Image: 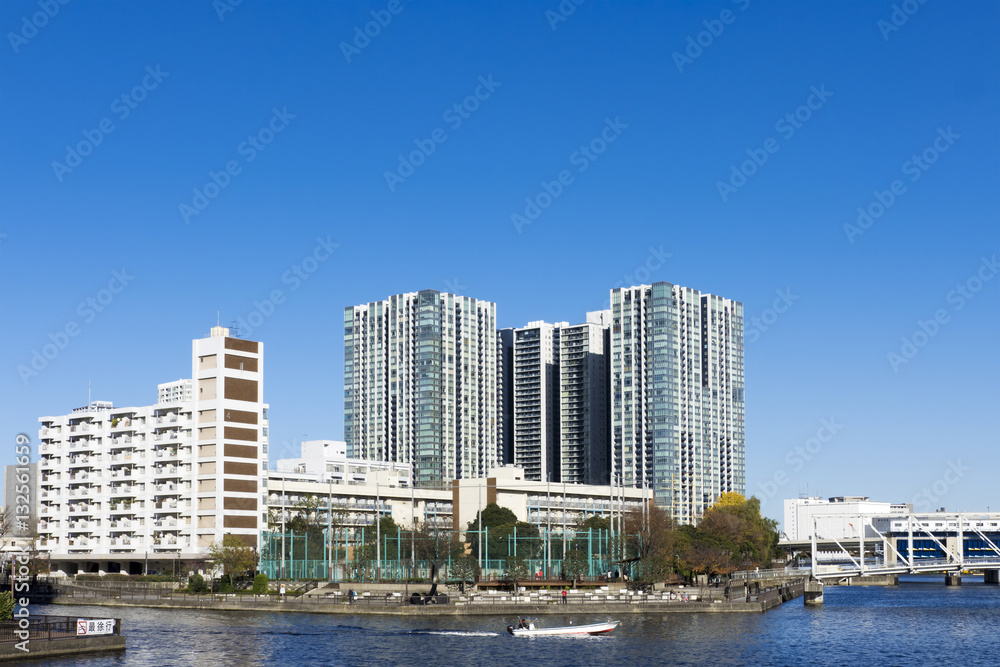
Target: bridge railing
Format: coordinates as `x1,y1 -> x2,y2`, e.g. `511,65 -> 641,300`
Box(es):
729,568 -> 801,582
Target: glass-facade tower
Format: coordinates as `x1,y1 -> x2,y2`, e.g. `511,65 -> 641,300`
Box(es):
610,282 -> 744,524
344,290 -> 500,487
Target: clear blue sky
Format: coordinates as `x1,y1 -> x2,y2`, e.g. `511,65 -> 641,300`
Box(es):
1,1 -> 997,525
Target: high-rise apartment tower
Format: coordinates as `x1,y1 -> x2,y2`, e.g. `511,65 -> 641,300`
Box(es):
610,283 -> 744,524
344,290 -> 500,487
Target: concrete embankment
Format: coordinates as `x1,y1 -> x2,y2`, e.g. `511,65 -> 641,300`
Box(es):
50,580 -> 805,616
0,635 -> 126,662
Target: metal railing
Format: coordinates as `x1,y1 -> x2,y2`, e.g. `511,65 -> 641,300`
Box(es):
0,615 -> 122,643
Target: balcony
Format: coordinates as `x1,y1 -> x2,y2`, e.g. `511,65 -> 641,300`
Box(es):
68,504 -> 98,515
153,482 -> 181,493
67,537 -> 97,549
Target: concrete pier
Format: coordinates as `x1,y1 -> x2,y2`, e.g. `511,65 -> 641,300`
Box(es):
803,579 -> 824,606
945,573 -> 962,586
983,570 -> 999,585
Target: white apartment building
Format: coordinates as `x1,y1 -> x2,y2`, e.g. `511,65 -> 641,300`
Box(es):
36,327 -> 268,575
275,440 -> 412,487
344,290 -> 501,487
610,282 -> 745,525
158,379 -> 192,404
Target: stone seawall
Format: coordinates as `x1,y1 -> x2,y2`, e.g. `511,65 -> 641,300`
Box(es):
51,589 -> 804,616
0,635 -> 126,662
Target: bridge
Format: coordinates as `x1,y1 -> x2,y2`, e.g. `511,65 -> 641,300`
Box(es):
797,512 -> 1000,584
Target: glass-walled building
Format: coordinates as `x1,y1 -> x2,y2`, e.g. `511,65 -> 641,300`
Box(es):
344,290 -> 501,486
610,282 -> 744,524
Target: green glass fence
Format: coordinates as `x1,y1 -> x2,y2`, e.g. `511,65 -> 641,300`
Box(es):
258,528 -> 634,582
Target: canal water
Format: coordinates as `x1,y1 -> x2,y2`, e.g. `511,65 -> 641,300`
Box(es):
26,576 -> 1000,666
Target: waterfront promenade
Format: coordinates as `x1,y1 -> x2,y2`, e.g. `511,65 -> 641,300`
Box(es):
48,576 -> 807,616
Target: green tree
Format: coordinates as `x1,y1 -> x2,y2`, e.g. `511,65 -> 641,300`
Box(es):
577,514 -> 611,532
466,503 -> 539,560
187,573 -> 209,594
0,591 -> 14,620
208,535 -> 258,581
677,494 -> 779,576
252,573 -> 268,594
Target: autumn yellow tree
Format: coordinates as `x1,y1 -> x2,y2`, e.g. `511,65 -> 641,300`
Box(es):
712,492 -> 746,513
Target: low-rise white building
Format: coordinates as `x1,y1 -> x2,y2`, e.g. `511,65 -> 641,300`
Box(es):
275,440 -> 412,487
783,496 -> 911,541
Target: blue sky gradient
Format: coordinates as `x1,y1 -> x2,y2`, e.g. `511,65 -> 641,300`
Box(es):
1,0 -> 997,524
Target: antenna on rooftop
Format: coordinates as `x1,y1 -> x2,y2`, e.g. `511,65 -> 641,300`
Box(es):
230,320 -> 241,338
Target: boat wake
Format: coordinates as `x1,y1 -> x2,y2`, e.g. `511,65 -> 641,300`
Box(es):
409,630 -> 500,637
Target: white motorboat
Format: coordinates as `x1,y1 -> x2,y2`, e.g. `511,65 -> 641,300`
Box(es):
506,618 -> 620,636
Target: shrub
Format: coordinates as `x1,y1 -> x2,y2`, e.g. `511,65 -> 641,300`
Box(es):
219,574 -> 235,594
252,573 -> 268,595
0,592 -> 14,621
188,574 -> 209,594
